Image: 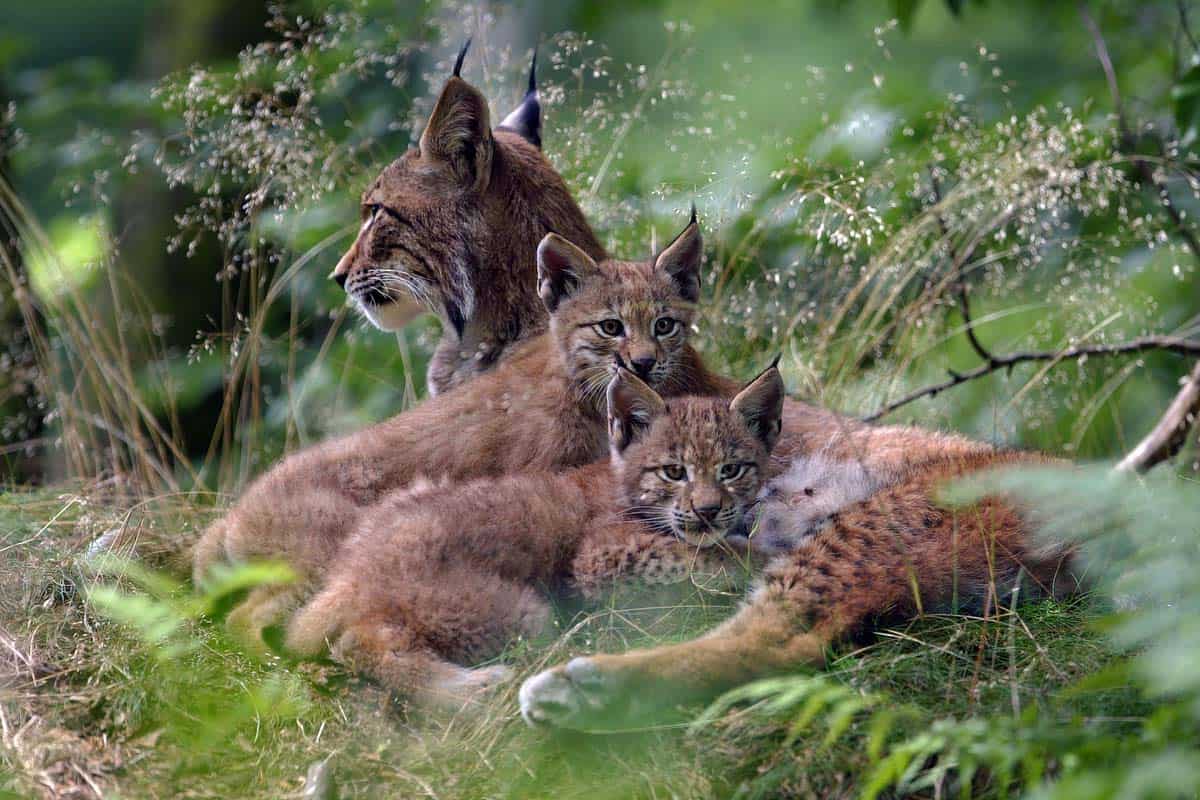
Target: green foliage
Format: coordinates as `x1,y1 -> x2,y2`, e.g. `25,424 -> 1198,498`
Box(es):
85,557 -> 308,750
689,465 -> 1200,799
1172,56 -> 1200,147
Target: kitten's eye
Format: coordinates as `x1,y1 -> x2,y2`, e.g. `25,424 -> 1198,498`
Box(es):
718,463 -> 747,482
363,203 -> 382,220
653,317 -> 678,337
659,464 -> 687,482
596,319 -> 625,337
804,487 -> 815,497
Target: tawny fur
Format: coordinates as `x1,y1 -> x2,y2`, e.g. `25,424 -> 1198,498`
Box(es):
331,72 -> 604,396
267,369 -> 784,709
193,229 -> 731,595
519,449 -> 1082,729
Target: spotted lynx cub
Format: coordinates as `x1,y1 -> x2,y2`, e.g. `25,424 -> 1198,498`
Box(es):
519,444 -> 1082,729
195,222 -> 734,638
273,364 -> 784,709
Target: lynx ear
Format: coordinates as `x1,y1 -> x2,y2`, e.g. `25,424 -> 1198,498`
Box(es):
536,233 -> 602,312
730,357 -> 784,451
653,206 -> 702,302
607,364 -> 668,454
420,64 -> 493,191
498,49 -> 541,148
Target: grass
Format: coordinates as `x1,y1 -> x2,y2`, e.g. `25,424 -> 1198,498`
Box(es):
0,488 -> 1133,799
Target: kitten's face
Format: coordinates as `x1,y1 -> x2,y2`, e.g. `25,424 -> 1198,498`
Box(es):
537,221 -> 702,406
607,364 -> 784,548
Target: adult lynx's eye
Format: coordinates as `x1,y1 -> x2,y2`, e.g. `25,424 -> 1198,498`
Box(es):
653,317 -> 678,337
718,463 -> 747,482
596,319 -> 625,337
659,464 -> 687,482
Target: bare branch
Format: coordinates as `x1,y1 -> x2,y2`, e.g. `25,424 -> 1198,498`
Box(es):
1136,161 -> 1200,263
863,336 -> 1200,422
1115,360 -> 1200,473
928,169 -> 1000,365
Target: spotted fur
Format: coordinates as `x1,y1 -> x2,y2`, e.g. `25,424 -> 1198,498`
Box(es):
193,226 -> 733,617
519,448 -> 1084,730
265,366 -> 781,709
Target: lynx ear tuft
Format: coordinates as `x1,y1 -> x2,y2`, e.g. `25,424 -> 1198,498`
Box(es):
453,38 -> 472,77
730,361 -> 785,451
420,72 -> 493,191
498,48 -> 542,148
536,233 -> 602,312
607,365 -> 667,454
654,210 -> 702,302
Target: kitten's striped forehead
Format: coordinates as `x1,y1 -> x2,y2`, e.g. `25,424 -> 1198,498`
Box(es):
595,259 -> 695,306
643,400 -> 762,464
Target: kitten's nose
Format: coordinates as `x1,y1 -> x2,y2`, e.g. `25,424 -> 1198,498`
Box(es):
332,271 -> 349,289
694,503 -> 722,522
631,356 -> 656,379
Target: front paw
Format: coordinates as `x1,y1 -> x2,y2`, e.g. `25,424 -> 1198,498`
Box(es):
518,657 -> 628,730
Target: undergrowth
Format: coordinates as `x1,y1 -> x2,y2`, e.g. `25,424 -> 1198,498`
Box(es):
0,479 -> 1156,799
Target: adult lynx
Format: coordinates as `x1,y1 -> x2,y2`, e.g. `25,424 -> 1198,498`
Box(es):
331,45 -> 603,395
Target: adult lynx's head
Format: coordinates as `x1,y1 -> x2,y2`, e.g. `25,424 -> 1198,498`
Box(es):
536,215 -> 704,406
606,362 -> 784,548
332,43 -> 603,394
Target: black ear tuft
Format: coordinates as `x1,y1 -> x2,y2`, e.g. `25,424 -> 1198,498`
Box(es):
453,38 -> 471,78
689,202 -> 697,225
498,48 -> 542,148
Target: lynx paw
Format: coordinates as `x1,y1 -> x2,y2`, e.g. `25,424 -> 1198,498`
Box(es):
425,664 -> 514,710
519,657 -> 626,729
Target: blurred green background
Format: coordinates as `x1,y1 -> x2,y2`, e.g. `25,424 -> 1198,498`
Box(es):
1,0 -> 1196,491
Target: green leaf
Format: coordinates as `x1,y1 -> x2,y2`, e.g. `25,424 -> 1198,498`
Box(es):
196,560 -> 297,617
890,0 -> 922,30
1173,57 -> 1200,148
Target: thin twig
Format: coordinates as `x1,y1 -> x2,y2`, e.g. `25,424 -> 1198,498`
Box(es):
1115,359 -> 1200,473
929,169 -> 999,365
863,335 -> 1200,422
1180,0 -> 1200,55
1078,0 -> 1200,469
1078,2 -> 1130,143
